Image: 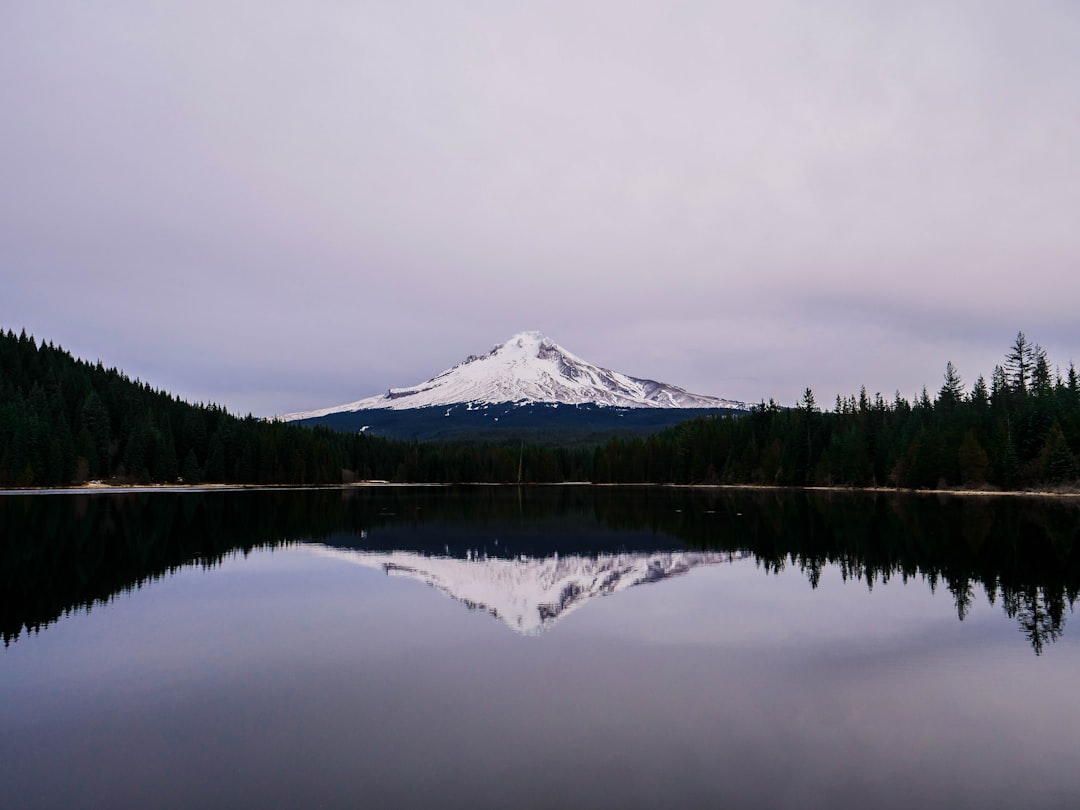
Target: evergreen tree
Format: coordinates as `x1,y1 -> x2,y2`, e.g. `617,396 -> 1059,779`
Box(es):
1032,345 -> 1052,397
990,365 -> 1009,406
1041,423 -> 1078,483
1006,331 -> 1034,394
971,375 -> 990,410
203,431 -> 226,482
181,449 -> 201,483
939,362 -> 964,409
957,430 -> 990,485
80,391 -> 111,476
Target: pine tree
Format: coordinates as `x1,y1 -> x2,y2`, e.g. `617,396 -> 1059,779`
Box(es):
1032,345 -> 1052,397
181,449 -> 201,483
80,391 -> 111,477
971,375 -> 989,410
939,362 -> 964,409
990,365 -> 1009,405
1005,331 -> 1034,394
957,430 -> 990,485
1041,423 -> 1078,483
203,431 -> 226,482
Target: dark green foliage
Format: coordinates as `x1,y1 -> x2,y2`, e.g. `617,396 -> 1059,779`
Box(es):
938,361 -> 964,409
1042,424 -> 1079,483
0,328 -> 593,486
957,430 -> 990,485
301,403 -> 738,444
591,336 -> 1080,490
1,327 -> 1077,490
1006,331 -> 1034,394
971,375 -> 990,410
181,449 -> 201,483
0,330 -> 355,486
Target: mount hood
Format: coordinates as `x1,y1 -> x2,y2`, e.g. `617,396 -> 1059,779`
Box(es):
283,330 -> 745,420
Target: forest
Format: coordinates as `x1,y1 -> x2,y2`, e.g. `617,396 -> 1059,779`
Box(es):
594,332 -> 1080,490
0,328 -> 584,487
1,328 -> 1077,490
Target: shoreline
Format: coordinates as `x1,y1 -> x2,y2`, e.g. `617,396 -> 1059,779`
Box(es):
1,481 -> 1079,499
669,482 -> 1080,499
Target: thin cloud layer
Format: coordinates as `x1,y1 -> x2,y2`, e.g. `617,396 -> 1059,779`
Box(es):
2,1 -> 1078,415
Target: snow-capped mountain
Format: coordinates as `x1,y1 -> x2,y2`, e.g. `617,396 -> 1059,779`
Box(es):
306,546 -> 747,635
282,331 -> 745,420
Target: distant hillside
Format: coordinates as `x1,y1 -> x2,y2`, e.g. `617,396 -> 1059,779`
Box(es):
299,402 -> 742,444
0,328 -> 357,487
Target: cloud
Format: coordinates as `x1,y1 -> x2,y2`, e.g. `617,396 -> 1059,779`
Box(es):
2,1 -> 1078,414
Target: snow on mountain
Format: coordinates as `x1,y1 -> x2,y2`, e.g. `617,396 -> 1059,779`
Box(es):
306,545 -> 748,635
282,330 -> 746,420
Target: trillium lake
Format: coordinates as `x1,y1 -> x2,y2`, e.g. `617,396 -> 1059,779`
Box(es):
3,486 -> 1080,809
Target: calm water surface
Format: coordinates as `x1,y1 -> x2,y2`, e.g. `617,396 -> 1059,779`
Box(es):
2,487 -> 1079,809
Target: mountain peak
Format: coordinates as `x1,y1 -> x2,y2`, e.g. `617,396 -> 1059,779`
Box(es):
465,330 -> 553,364
506,330 -> 548,345
282,331 -> 747,419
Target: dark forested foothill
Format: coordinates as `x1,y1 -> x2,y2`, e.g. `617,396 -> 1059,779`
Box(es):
0,329 -> 346,486
1,328 -> 1078,490
0,329 -> 590,486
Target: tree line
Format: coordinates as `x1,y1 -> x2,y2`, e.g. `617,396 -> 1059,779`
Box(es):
1,328 -> 351,486
592,331 -> 1080,490
5,486 -> 1078,653
1,328 -> 1077,490
0,328 -> 589,487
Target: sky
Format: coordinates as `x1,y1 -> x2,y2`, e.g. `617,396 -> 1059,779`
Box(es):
3,1 -> 1079,417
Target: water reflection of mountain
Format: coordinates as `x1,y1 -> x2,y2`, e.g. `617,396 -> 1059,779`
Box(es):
309,546 -> 747,634
2,486 -> 1079,652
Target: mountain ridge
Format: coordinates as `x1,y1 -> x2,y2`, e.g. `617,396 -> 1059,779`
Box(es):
282,331 -> 746,421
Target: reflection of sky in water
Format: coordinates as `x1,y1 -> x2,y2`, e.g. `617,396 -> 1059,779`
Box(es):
3,547 -> 1079,809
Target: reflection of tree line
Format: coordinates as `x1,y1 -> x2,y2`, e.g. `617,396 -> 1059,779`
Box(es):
595,488 -> 1080,655
0,487 -> 603,644
3,488 -> 1078,653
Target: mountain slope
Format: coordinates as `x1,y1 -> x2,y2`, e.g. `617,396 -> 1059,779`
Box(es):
283,331 -> 746,421
0,328 -> 352,486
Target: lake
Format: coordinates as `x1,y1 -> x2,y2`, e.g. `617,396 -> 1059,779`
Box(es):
2,486 -> 1079,809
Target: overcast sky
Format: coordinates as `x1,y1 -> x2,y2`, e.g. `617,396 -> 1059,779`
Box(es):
3,1 -> 1079,416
